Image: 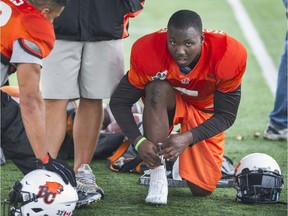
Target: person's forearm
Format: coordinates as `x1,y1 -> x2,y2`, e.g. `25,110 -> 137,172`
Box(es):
190,86 -> 241,145
17,63 -> 48,161
20,91 -> 48,160
110,74 -> 144,144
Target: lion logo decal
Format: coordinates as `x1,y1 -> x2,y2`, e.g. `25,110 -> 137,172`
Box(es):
38,181 -> 64,204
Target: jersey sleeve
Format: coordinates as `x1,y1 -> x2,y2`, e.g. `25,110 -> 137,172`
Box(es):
216,35 -> 247,93
128,31 -> 168,89
128,62 -> 149,89
128,34 -> 154,89
21,14 -> 55,58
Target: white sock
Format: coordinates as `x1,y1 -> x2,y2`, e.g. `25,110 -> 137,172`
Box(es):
172,157 -> 182,180
145,165 -> 168,205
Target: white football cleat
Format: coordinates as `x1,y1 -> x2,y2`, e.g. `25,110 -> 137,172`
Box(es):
145,165 -> 168,205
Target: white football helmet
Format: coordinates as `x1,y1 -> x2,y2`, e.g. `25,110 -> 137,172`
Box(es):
234,153 -> 284,204
4,169 -> 78,216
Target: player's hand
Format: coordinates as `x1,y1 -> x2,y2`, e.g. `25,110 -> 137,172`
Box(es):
36,154 -> 76,187
138,139 -> 162,169
158,132 -> 193,161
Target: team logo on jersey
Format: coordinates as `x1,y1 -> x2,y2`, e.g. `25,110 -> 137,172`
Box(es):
152,70 -> 167,81
181,78 -> 190,84
38,181 -> 64,204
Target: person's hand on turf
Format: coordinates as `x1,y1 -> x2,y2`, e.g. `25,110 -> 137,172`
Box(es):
36,153 -> 76,187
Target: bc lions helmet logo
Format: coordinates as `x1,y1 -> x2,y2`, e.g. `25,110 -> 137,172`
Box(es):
38,181 -> 64,204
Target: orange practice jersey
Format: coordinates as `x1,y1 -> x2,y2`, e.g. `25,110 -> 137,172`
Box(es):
1,0 -> 55,59
128,29 -> 247,111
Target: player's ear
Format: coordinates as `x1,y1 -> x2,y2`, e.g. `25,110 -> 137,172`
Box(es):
39,7 -> 50,16
200,33 -> 204,45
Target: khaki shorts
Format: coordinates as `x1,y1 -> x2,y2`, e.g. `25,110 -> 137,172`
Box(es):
41,39 -> 124,99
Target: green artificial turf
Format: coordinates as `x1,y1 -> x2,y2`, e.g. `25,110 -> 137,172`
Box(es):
1,0 -> 287,215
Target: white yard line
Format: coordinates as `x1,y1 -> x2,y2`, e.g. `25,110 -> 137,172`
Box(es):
227,0 -> 277,96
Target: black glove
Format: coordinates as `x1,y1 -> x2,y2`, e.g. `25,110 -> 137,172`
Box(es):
36,154 -> 76,187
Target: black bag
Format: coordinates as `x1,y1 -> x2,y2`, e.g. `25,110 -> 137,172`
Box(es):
1,91 -> 36,174
107,140 -> 148,174
1,94 -> 77,174
94,133 -> 125,159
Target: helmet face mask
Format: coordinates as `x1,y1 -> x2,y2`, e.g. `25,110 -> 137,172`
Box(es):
235,169 -> 283,203
234,153 -> 284,204
3,169 -> 78,216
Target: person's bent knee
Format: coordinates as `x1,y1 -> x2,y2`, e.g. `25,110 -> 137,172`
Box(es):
144,80 -> 175,106
186,181 -> 212,197
145,80 -> 173,94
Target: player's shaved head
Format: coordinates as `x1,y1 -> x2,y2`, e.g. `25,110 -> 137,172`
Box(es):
28,0 -> 69,12
167,10 -> 202,33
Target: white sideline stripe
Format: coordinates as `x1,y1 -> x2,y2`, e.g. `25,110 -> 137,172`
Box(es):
227,0 -> 277,96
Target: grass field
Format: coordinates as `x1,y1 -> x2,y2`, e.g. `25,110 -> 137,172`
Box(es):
1,0 -> 287,215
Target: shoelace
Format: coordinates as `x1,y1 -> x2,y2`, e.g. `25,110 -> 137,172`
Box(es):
76,172 -> 96,185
